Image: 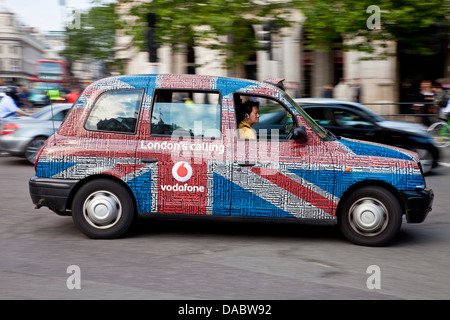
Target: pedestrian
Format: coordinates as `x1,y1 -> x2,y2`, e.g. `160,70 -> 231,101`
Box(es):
0,86 -> 30,119
412,80 -> 435,126
66,87 -> 82,103
351,78 -> 362,103
437,78 -> 450,117
333,78 -> 351,101
322,84 -> 333,98
47,88 -> 65,103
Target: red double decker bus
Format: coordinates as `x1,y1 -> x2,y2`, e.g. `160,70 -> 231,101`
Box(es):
31,60 -> 68,84
28,60 -> 70,106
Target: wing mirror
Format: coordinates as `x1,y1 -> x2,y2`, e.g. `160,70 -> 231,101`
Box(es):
293,126 -> 308,143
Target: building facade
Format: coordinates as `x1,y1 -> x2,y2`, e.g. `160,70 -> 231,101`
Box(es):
115,0 -> 448,110
0,2 -> 45,86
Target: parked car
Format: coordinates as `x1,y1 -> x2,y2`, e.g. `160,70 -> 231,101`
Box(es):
0,103 -> 71,164
29,75 -> 433,246
293,98 -> 439,175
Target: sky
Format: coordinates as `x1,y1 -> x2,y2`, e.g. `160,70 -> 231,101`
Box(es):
3,0 -> 103,32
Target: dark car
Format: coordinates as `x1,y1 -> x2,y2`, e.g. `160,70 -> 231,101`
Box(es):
293,98 -> 439,174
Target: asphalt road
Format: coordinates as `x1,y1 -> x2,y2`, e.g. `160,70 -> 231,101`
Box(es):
1,151 -> 449,301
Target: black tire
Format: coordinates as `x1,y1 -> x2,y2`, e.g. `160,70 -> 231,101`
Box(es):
338,186 -> 402,246
72,179 -> 135,239
25,136 -> 47,164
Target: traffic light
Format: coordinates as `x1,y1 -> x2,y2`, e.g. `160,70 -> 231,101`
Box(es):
147,12 -> 158,63
258,22 -> 272,52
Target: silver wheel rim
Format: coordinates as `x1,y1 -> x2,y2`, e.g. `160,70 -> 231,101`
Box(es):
83,191 -> 122,229
349,197 -> 388,236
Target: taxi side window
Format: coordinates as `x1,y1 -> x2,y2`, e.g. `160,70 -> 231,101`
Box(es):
151,90 -> 221,139
239,95 -> 294,140
85,89 -> 143,133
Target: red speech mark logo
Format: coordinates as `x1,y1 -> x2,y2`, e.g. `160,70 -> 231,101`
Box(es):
172,162 -> 193,182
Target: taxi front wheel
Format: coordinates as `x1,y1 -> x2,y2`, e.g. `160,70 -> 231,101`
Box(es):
72,179 -> 135,239
338,186 -> 402,246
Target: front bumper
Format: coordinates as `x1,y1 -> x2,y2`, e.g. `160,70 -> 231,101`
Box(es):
400,188 -> 434,223
29,176 -> 79,215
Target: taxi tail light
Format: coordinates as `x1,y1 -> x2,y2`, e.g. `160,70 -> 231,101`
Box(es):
34,146 -> 44,172
1,123 -> 20,135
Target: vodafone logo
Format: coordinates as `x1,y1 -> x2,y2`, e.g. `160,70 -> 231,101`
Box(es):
162,162 -> 204,192
172,162 -> 192,182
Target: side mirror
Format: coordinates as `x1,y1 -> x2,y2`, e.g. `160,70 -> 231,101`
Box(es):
293,126 -> 308,143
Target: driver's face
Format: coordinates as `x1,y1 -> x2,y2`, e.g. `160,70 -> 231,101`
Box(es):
248,106 -> 260,126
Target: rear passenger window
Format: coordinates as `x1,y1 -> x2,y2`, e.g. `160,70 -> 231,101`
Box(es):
151,90 -> 221,139
85,89 -> 143,133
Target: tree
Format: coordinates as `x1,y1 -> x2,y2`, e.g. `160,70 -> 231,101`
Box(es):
61,1 -> 122,75
124,0 -> 293,70
292,0 -> 449,59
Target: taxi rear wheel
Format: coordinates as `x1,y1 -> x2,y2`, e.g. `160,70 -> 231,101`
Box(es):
338,186 -> 402,246
72,179 -> 135,239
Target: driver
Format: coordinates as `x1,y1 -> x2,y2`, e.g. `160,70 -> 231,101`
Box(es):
238,100 -> 260,140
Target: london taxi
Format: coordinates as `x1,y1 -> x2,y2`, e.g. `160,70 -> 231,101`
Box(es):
29,74 -> 433,246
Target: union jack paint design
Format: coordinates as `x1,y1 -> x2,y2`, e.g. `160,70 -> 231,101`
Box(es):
35,74 -> 425,222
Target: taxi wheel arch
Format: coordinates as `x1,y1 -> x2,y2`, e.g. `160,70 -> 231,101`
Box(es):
71,177 -> 136,239
337,184 -> 403,246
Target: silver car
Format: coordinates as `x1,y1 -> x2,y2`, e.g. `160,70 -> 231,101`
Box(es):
0,104 -> 71,164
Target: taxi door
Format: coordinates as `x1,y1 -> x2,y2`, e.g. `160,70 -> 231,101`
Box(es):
228,94 -> 338,221
134,87 -> 229,216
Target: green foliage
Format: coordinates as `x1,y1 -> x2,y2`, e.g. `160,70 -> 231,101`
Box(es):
124,0 -> 293,69
61,1 -> 121,73
293,0 -> 448,57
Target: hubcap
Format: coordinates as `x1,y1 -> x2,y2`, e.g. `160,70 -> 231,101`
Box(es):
83,191 -> 121,229
349,198 -> 387,235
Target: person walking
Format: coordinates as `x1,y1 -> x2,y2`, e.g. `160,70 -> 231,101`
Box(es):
333,78 -> 351,101
0,86 -> 30,119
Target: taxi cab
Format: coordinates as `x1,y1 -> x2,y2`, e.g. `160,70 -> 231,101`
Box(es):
29,74 -> 433,246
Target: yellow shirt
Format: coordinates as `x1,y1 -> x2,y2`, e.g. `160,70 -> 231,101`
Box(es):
238,121 -> 256,139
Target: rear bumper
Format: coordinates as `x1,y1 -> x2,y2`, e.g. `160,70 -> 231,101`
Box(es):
29,176 -> 79,215
400,188 -> 434,223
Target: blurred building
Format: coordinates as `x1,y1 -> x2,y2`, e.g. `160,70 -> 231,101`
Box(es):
114,0 -> 448,108
39,31 -> 66,61
0,1 -> 45,86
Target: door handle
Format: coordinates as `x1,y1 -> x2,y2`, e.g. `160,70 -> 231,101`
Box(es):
237,161 -> 256,167
142,158 -> 158,163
